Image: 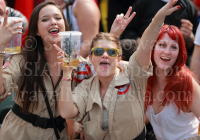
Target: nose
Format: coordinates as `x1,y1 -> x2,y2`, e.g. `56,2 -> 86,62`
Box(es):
163,46 -> 170,54
51,18 -> 57,25
102,51 -> 108,58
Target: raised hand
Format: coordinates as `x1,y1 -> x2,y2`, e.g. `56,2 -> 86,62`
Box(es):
110,7 -> 136,38
0,10 -> 23,51
151,0 -> 180,28
180,19 -> 193,38
53,44 -> 73,76
157,0 -> 180,17
180,19 -> 194,48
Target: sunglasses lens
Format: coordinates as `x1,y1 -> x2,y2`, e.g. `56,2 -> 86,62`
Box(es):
108,49 -> 118,57
93,48 -> 104,56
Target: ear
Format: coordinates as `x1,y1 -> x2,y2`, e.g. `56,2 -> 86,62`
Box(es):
89,55 -> 92,62
118,57 -> 121,62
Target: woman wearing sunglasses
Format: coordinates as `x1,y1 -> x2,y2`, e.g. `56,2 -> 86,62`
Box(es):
57,31 -> 152,140
57,0 -> 181,140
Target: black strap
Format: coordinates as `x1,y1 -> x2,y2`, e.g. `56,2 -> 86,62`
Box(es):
40,83 -> 61,140
133,128 -> 145,140
12,103 -> 65,131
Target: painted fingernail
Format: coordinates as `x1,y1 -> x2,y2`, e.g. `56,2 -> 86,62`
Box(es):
178,6 -> 181,9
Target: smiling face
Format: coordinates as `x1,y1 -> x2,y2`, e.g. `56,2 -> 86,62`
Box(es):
37,5 -> 65,45
89,39 -> 121,77
154,33 -> 179,71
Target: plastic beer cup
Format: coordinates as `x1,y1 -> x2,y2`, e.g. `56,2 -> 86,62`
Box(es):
59,31 -> 82,67
1,17 -> 23,54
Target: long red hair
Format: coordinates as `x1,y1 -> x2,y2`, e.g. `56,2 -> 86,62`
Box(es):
145,25 -> 196,113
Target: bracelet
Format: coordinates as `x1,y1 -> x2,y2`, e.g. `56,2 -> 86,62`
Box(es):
62,77 -> 72,81
149,26 -> 159,33
152,18 -> 164,28
0,51 -> 5,57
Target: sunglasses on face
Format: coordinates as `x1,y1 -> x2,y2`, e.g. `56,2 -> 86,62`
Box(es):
91,47 -> 120,57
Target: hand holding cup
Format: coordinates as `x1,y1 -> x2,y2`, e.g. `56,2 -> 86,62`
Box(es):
0,10 -> 23,52
54,44 -> 73,76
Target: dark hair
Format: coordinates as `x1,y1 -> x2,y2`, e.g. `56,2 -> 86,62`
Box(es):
17,1 -> 69,113
120,39 -> 138,61
90,32 -> 122,57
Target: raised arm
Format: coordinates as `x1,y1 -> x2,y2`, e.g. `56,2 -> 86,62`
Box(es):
135,0 -> 180,71
190,44 -> 200,81
190,23 -> 200,81
54,44 -> 79,119
0,11 -> 23,96
74,0 -> 100,59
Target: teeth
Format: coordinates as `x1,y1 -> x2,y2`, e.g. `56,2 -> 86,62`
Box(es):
49,28 -> 59,32
100,62 -> 109,64
161,57 -> 170,60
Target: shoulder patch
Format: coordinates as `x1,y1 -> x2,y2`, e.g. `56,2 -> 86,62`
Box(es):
74,62 -> 91,83
115,83 -> 130,95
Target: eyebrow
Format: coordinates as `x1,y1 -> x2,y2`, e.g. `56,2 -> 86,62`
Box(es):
171,44 -> 178,47
40,14 -> 61,19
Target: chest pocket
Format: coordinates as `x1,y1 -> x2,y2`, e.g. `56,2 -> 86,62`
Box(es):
83,103 -> 107,140
113,87 -> 144,139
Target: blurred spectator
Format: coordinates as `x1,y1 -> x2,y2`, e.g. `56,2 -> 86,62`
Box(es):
49,0 -> 100,58
0,0 -> 25,120
98,0 -> 137,33
121,0 -> 199,66
0,0 -> 28,33
34,0 -> 45,7
6,7 -> 28,33
190,23 -> 200,81
120,39 -> 138,61
192,0 -> 200,22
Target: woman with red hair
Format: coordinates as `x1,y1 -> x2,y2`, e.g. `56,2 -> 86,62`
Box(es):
145,15 -> 200,140
57,0 -> 188,139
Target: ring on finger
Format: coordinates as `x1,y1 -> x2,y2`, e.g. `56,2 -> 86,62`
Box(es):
123,17 -> 128,20
57,56 -> 63,59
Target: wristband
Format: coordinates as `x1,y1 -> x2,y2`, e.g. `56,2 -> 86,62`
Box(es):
62,77 -> 72,81
152,18 -> 164,28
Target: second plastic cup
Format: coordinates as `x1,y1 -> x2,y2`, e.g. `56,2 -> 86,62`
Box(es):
59,31 -> 82,67
1,17 -> 23,54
